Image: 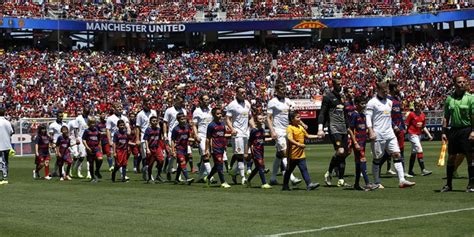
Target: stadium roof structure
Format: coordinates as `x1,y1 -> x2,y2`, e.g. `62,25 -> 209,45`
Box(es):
0,9 -> 473,33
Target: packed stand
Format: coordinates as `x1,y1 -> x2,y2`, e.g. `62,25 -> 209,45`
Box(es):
223,2 -> 312,20
1,1 -> 471,22
0,39 -> 471,120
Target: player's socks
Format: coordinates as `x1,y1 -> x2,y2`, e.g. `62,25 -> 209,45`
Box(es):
121,166 -> 127,180
45,165 -> 50,177
409,153 -> 416,174
96,159 -> 103,172
216,163 -> 226,183
355,162 -> 361,186
258,167 -> 267,185
247,160 -> 253,171
66,164 -> 71,177
107,157 -> 113,168
111,166 -> 120,182
229,155 -> 237,171
163,156 -> 169,172
237,161 -> 245,178
148,163 -> 154,181
157,162 -> 163,177
203,161 -> 211,175
182,168 -> 189,180
394,161 -> 406,182
224,161 -> 229,172
328,155 -> 338,174
89,161 -> 95,180
416,153 -> 425,171
188,158 -> 193,171
372,161 -> 381,184
361,162 -> 369,185
338,156 -> 346,179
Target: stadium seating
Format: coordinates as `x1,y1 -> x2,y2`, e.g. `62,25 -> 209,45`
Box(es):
0,40 -> 471,119
0,1 -> 471,22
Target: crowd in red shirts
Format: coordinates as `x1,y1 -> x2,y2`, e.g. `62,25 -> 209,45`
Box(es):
1,1 -> 471,22
0,39 -> 471,120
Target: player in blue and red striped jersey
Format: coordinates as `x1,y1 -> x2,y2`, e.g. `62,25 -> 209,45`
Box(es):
204,108 -> 231,188
34,125 -> 52,180
382,81 -> 407,176
128,111 -> 141,174
98,112 -> 113,171
144,116 -> 165,183
82,117 -> 104,183
55,126 -> 73,181
246,114 -> 272,189
112,120 -> 130,182
171,113 -> 194,185
348,96 -> 376,191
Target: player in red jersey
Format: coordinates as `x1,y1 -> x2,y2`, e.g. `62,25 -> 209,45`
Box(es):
171,113 -> 194,185
406,99 -> 433,176
112,120 -> 130,182
33,125 -> 52,180
55,126 -> 73,181
82,117 -> 104,183
144,116 -> 165,183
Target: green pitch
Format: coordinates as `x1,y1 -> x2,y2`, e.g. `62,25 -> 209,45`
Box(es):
0,141 -> 472,236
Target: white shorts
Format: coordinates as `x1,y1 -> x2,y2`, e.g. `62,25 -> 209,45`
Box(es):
231,137 -> 248,155
223,151 -> 228,161
69,145 -> 79,158
76,139 -> 87,158
275,134 -> 287,152
371,137 -> 400,160
198,137 -> 206,156
408,134 -> 423,153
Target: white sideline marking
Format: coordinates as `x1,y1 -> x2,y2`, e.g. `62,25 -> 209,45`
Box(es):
268,207 -> 474,236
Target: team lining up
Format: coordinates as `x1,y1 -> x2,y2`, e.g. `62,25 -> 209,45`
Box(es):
33,81 -> 434,191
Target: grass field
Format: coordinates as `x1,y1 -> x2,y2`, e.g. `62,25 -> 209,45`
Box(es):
0,141 -> 472,237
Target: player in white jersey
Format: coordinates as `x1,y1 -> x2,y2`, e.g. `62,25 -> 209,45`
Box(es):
267,83 -> 302,186
136,98 -> 157,176
106,104 -> 130,177
366,81 -> 415,189
73,108 -> 91,178
192,94 -> 214,181
48,110 -> 67,177
163,96 -> 187,180
226,86 -> 255,185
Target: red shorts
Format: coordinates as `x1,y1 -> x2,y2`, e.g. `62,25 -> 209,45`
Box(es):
147,148 -> 164,163
395,130 -> 405,150
176,153 -> 187,168
35,155 -> 50,164
212,153 -> 224,164
159,140 -> 167,150
129,145 -> 139,157
101,143 -> 111,156
353,145 -> 366,162
115,149 -> 129,166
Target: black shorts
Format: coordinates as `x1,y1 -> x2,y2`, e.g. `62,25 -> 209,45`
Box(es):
329,133 -> 349,150
447,127 -> 473,155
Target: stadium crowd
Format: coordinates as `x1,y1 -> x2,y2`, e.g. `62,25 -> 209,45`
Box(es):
0,1 -> 471,22
0,39 -> 471,120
